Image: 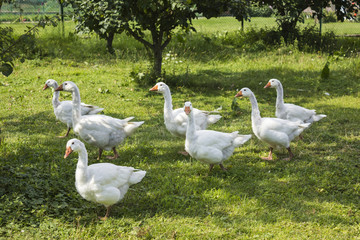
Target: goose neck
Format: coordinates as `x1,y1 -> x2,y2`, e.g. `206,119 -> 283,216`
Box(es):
275,83 -> 285,109
71,87 -> 82,126
186,110 -> 196,139
75,149 -> 88,184
249,93 -> 262,123
52,89 -> 61,108
162,88 -> 174,120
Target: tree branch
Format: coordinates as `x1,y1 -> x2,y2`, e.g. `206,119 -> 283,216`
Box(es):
161,34 -> 172,51
126,27 -> 153,49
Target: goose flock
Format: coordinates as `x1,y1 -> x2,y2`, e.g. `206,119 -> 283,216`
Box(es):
43,78 -> 326,220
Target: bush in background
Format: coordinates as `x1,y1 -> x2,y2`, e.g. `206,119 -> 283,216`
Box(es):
322,11 -> 338,23
249,5 -> 273,17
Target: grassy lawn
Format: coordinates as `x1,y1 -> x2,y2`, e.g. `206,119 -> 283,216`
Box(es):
193,16 -> 360,35
1,20 -> 360,239
3,16 -> 360,36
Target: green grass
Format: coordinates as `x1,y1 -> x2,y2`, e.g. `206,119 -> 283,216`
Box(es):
193,16 -> 360,36
1,20 -> 360,239
2,16 -> 360,36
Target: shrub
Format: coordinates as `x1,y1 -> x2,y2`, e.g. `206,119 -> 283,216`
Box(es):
298,25 -> 337,52
322,11 -> 338,23
249,6 -> 273,17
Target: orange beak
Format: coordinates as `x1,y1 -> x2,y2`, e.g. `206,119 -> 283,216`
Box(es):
64,146 -> 73,159
264,82 -> 271,88
235,91 -> 243,98
149,85 -> 158,91
55,84 -> 63,91
43,84 -> 49,90
184,106 -> 191,115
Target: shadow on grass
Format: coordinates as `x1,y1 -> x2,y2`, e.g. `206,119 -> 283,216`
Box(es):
1,66 -> 359,229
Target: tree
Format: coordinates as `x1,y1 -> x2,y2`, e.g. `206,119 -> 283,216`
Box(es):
0,0 -> 13,10
120,0 -> 197,78
228,0 -> 252,30
68,0 -> 125,54
252,0 -> 329,43
69,0 -> 235,78
251,0 -> 359,42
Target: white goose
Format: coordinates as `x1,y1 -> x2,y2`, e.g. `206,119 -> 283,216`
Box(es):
55,81 -> 144,159
149,82 -> 222,138
43,79 -> 104,138
264,79 -> 326,125
64,138 -> 146,220
184,101 -> 251,171
235,88 -> 310,160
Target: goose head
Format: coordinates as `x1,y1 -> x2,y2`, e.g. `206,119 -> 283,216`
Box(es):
55,81 -> 77,92
149,82 -> 168,93
235,87 -> 252,98
43,79 -> 58,90
64,138 -> 85,158
184,101 -> 192,115
264,79 -> 280,89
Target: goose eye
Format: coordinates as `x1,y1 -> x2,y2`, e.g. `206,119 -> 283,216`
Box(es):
72,142 -> 74,145
65,83 -> 67,85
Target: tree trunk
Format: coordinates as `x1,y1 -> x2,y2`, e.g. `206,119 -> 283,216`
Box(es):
58,0 -> 65,37
106,31 -> 115,55
280,20 -> 298,44
152,44 -> 162,78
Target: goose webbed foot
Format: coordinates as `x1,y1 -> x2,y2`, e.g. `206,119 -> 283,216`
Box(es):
219,164 -> 228,171
106,147 -> 119,159
178,150 -> 189,156
261,147 -> 274,161
99,206 -> 111,221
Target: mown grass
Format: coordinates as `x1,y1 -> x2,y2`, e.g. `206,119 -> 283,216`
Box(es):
183,16 -> 360,36
0,20 -> 360,239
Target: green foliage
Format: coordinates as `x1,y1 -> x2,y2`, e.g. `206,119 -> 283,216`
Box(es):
0,26 -> 35,77
68,0 -> 125,54
121,0 -> 199,78
249,4 -> 273,17
323,10 -> 338,23
253,0 -> 329,43
332,0 -> 359,21
297,25 -> 337,52
0,15 -> 58,77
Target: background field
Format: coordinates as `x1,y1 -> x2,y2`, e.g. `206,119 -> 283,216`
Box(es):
1,18 -> 360,239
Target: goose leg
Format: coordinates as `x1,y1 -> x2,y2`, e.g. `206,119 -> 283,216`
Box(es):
97,149 -> 103,160
209,164 -> 214,172
106,147 -> 119,159
261,147 -> 273,160
57,127 -> 71,138
99,206 -> 111,221
219,164 -> 228,171
284,147 -> 294,161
